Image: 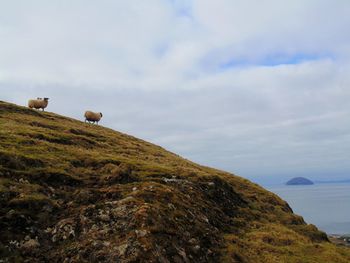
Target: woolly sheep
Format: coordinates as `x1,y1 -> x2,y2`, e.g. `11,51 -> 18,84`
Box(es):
84,111 -> 103,124
28,98 -> 49,111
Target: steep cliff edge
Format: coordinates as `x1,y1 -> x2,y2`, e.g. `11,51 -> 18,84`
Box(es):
0,101 -> 349,262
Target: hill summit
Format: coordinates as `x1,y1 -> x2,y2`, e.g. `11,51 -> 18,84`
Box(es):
0,101 -> 349,262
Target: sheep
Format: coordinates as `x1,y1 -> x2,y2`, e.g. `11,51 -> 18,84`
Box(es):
28,98 -> 49,111
84,111 -> 103,124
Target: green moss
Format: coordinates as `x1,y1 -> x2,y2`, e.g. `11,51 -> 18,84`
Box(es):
0,178 -> 11,192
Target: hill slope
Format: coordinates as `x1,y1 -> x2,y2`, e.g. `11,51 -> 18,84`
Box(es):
0,101 -> 349,262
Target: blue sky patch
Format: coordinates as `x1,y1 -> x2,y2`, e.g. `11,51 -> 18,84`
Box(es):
218,53 -> 335,70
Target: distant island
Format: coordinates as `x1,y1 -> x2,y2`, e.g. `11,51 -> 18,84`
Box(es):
286,177 -> 314,185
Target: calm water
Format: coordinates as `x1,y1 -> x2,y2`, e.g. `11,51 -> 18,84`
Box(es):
267,183 -> 350,235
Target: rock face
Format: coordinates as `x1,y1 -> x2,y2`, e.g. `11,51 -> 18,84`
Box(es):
286,177 -> 314,185
0,101 -> 350,263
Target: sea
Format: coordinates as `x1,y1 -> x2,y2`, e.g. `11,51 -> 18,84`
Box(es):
267,183 -> 350,235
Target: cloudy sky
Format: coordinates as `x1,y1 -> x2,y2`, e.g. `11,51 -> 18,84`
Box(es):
1,0 -> 350,184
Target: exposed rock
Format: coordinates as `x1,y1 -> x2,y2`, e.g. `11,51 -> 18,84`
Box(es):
21,239 -> 40,250
98,214 -> 110,222
117,244 -> 128,256
135,229 -> 149,238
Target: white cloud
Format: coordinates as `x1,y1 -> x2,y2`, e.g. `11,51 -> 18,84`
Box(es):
1,0 -> 350,183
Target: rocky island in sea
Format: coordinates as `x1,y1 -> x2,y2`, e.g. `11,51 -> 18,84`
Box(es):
286,177 -> 314,185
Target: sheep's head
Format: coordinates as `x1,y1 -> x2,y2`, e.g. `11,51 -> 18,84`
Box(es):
44,98 -> 49,101
100,112 -> 103,117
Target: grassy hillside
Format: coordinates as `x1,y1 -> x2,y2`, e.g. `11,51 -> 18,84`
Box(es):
0,101 -> 349,262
